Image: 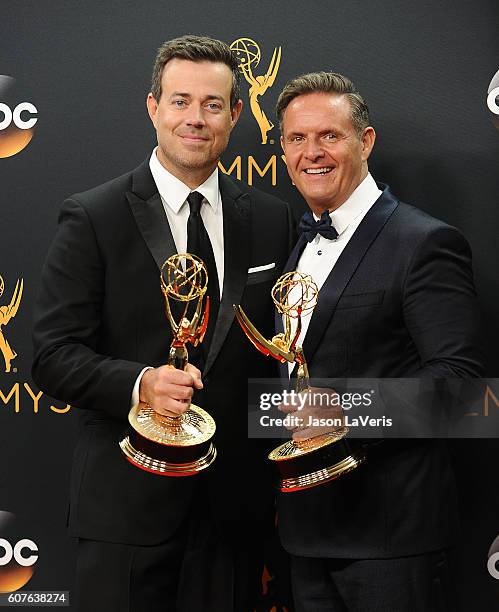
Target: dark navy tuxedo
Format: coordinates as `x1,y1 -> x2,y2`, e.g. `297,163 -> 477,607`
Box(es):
277,185 -> 483,559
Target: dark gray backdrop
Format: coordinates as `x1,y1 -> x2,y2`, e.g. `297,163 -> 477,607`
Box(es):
1,1 -> 498,609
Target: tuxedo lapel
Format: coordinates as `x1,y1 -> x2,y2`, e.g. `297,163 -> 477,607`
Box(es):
126,162 -> 251,375
283,234 -> 308,275
203,173 -> 251,376
126,159 -> 177,270
301,186 -> 399,364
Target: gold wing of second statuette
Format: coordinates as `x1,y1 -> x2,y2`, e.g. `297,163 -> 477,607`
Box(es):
233,304 -> 295,364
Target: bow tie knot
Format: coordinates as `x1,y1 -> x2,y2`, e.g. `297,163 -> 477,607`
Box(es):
299,210 -> 338,242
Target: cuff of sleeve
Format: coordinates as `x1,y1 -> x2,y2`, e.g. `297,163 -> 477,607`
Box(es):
131,366 -> 153,408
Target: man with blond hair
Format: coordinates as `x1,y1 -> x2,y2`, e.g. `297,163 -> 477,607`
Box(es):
275,71 -> 482,611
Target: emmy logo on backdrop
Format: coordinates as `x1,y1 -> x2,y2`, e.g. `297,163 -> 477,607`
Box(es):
230,38 -> 281,145
234,271 -> 365,492
120,253 -> 216,476
0,275 -> 23,373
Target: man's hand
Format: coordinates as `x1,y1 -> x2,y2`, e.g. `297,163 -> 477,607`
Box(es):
279,387 -> 345,440
139,363 -> 203,417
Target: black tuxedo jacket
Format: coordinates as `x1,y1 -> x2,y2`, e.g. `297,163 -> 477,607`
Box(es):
277,185 -> 483,559
32,159 -> 294,545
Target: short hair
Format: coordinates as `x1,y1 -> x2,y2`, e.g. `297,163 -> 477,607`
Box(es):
276,71 -> 370,137
150,34 -> 241,109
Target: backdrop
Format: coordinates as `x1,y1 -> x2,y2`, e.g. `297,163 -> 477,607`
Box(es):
1,1 -> 498,609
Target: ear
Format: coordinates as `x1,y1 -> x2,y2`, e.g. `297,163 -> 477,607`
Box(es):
230,99 -> 243,128
146,93 -> 159,128
280,135 -> 285,152
361,126 -> 376,161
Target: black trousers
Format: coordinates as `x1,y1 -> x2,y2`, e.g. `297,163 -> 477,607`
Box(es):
290,549 -> 456,612
75,509 -> 262,612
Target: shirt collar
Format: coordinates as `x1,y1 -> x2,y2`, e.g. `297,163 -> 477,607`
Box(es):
314,172 -> 381,236
149,147 -> 220,213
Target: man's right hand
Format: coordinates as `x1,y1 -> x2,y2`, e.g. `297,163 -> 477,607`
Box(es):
139,364 -> 203,417
279,387 -> 345,440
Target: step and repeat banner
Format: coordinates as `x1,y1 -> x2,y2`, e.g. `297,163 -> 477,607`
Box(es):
1,1 -> 499,609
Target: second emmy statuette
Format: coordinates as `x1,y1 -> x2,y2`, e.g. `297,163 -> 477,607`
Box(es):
120,253 -> 216,476
234,271 -> 365,492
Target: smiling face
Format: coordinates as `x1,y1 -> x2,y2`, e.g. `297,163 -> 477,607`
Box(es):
281,92 -> 375,214
147,58 -> 242,188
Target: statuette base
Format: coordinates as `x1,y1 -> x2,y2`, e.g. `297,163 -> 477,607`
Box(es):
269,433 -> 365,492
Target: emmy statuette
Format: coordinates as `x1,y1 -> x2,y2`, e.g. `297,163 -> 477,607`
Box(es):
120,254 -> 216,476
234,271 -> 365,492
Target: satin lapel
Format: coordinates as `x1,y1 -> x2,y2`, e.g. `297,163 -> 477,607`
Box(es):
302,187 -> 399,364
204,174 -> 251,376
126,159 -> 177,270
284,233 -> 308,275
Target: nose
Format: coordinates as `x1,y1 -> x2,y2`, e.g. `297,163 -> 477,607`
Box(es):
185,103 -> 206,128
304,138 -> 324,162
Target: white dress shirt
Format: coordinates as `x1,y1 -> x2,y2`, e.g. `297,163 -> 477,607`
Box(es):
131,148 -> 225,406
149,147 -> 224,295
287,173 -> 382,375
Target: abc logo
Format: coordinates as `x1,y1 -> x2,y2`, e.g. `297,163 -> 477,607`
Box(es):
0,512 -> 37,593
487,69 -> 499,130
0,103 -> 37,130
0,539 -> 38,567
488,534 -> 499,580
0,75 -> 38,158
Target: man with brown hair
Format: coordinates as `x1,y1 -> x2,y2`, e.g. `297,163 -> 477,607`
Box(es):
275,72 -> 482,611
32,35 -> 293,611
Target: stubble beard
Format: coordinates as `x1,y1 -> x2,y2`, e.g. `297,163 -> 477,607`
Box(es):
159,133 -> 230,176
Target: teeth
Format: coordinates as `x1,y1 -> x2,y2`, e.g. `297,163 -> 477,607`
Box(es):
304,167 -> 332,174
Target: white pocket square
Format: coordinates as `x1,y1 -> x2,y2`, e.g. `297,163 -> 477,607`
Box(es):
248,262 -> 276,273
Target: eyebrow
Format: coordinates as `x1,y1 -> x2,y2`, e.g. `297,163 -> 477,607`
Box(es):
285,128 -> 342,138
169,92 -> 225,103
204,95 -> 225,103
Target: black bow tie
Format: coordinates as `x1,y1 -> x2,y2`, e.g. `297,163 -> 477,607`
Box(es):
299,210 -> 338,242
